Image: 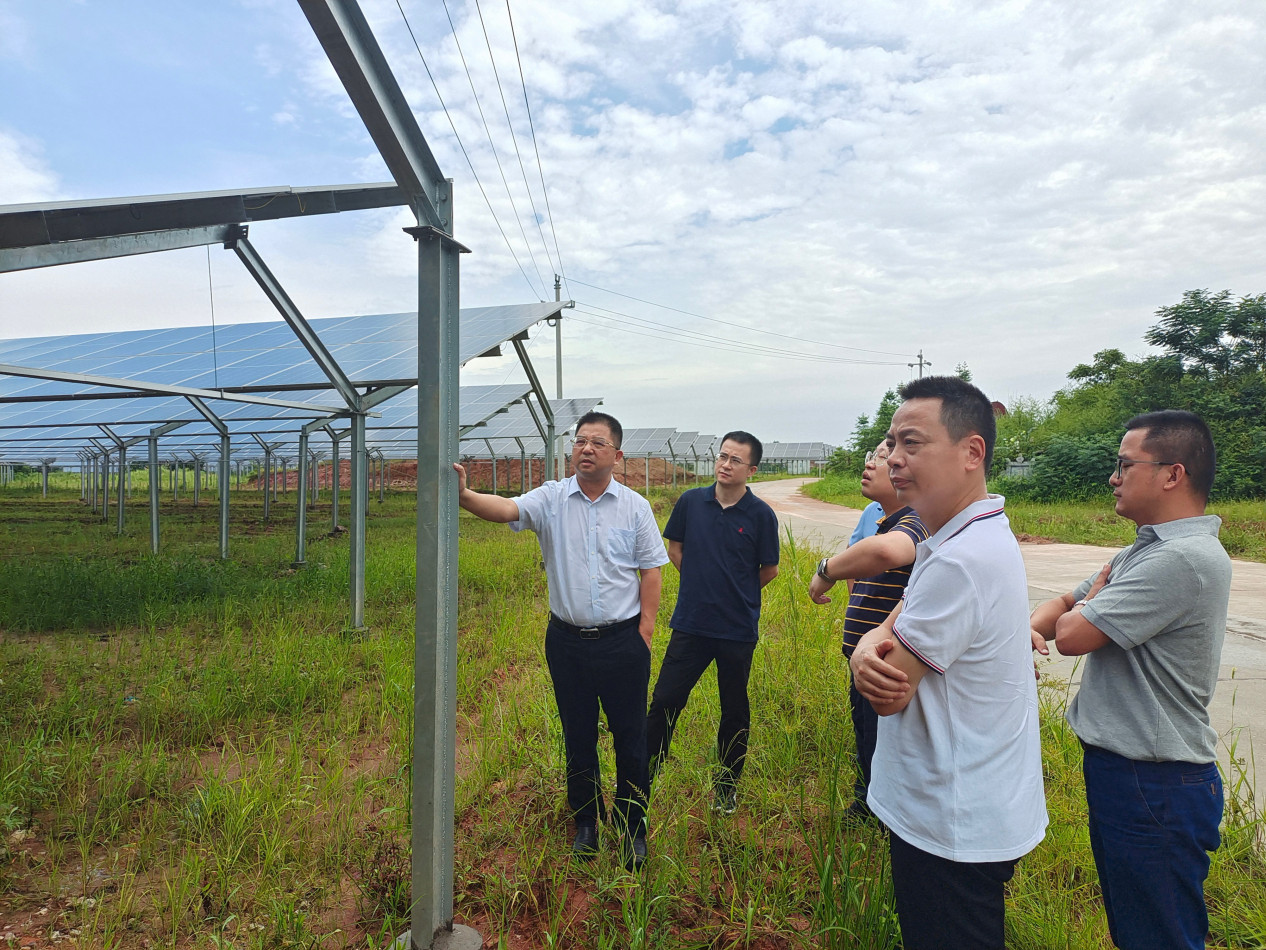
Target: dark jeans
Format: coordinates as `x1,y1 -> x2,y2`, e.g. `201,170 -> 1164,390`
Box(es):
646,630 -> 756,792
847,673 -> 878,809
1081,742 -> 1223,950
889,831 -> 1018,950
543,616 -> 650,837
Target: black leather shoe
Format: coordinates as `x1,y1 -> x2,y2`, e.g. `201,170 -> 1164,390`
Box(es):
622,835 -> 648,872
572,823 -> 599,859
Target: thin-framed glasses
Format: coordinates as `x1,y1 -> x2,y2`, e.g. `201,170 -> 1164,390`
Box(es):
865,449 -> 890,465
1114,457 -> 1177,478
716,452 -> 750,467
571,436 -> 617,450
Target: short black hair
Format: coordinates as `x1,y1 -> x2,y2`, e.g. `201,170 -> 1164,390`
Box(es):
575,411 -> 623,447
720,430 -> 763,466
1125,410 -> 1216,501
898,375 -> 997,470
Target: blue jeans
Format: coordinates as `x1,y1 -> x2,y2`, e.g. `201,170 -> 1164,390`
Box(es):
1081,743 -> 1223,950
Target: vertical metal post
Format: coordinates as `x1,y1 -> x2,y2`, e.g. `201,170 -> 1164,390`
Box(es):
412,193 -> 462,948
295,430 -> 310,567
218,435 -> 230,560
116,446 -> 126,535
192,454 -> 202,507
149,437 -> 160,554
350,413 -> 367,629
101,452 -> 110,522
330,432 -> 341,532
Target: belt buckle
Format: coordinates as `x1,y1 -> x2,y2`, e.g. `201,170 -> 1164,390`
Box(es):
579,626 -> 600,640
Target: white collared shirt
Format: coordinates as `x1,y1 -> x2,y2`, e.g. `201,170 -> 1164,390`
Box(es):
510,476 -> 669,627
869,494 -> 1048,862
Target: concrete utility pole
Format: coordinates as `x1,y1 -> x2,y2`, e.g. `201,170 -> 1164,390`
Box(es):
553,274 -> 563,480
909,350 -> 931,378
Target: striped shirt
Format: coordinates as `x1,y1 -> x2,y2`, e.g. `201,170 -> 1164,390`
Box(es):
841,506 -> 928,657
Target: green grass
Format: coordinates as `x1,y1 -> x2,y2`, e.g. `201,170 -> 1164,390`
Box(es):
0,487 -> 1263,947
804,473 -> 1266,561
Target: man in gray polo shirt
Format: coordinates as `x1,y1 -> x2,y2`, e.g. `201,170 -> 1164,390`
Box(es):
1031,410 -> 1232,950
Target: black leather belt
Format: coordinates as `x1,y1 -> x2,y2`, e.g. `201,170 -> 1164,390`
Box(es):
549,613 -> 639,640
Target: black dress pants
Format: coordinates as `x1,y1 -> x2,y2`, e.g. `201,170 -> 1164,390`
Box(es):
847,673 -> 879,809
888,831 -> 1018,950
646,629 -> 757,791
543,615 -> 650,836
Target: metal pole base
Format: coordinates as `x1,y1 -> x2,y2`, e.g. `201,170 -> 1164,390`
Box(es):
290,560 -> 307,570
392,925 -> 483,950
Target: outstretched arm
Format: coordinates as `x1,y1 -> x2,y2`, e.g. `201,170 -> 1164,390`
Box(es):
452,463 -> 520,523
809,530 -> 917,605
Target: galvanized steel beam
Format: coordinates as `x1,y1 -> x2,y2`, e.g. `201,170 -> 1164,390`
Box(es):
228,234 -> 361,409
0,363 -> 350,415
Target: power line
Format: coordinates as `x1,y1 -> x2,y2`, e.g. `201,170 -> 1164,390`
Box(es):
572,305 -> 909,365
569,310 -> 889,364
568,277 -> 915,358
394,0 -> 541,299
505,0 -> 569,297
438,0 -> 548,296
473,0 -> 559,280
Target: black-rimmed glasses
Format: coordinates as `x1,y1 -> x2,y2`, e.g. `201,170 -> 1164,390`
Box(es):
1114,457 -> 1177,478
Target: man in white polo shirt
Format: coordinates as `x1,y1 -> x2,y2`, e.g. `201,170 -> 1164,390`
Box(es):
851,376 -> 1047,950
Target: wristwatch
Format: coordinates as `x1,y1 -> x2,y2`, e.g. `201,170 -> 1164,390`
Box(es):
816,556 -> 833,582
1073,599 -> 1088,609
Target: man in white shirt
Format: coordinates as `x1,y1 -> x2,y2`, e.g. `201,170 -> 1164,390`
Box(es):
851,376 -> 1047,950
453,411 -> 668,871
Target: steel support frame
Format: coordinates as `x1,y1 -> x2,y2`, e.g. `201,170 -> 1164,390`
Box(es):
186,397 -> 231,559
297,1 -> 474,945
511,337 -> 556,485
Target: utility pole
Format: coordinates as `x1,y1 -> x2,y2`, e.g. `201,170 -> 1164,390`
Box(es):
553,274 -> 563,480
908,350 -> 931,378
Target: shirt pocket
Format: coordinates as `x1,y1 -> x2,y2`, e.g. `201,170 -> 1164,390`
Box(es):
607,527 -> 639,568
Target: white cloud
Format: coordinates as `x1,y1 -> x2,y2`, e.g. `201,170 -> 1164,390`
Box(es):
0,128 -> 59,204
4,0 -> 1266,444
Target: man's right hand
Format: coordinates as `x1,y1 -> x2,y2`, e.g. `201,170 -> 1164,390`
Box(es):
452,462 -> 468,495
808,572 -> 834,605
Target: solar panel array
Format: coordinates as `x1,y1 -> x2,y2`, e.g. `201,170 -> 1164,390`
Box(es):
0,304 -> 568,460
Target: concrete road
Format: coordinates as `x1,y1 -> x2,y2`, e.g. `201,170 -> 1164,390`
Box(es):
751,477 -> 1266,802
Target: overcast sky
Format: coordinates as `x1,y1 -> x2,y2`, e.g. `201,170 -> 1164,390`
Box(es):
2,0 -> 1264,446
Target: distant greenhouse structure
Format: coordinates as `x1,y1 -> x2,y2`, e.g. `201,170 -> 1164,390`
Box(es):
759,441 -> 834,475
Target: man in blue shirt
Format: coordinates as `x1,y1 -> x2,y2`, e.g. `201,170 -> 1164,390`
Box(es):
454,411 -> 668,871
646,431 -> 780,814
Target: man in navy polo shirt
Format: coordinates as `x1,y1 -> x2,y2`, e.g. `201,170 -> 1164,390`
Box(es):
646,431 -> 780,814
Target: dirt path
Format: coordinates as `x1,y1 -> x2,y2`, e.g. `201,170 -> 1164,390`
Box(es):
751,477 -> 1266,802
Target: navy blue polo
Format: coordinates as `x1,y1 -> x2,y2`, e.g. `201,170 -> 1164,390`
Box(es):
664,484 -> 781,642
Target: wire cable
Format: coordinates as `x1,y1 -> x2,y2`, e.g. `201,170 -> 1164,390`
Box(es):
505,0 -> 569,297
571,306 -> 909,365
438,0 -> 548,296
395,0 -> 541,298
568,277 -> 915,357
473,0 -> 559,280
575,302 -> 908,364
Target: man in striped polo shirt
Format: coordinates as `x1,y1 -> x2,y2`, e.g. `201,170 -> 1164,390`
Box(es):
808,439 -> 927,819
